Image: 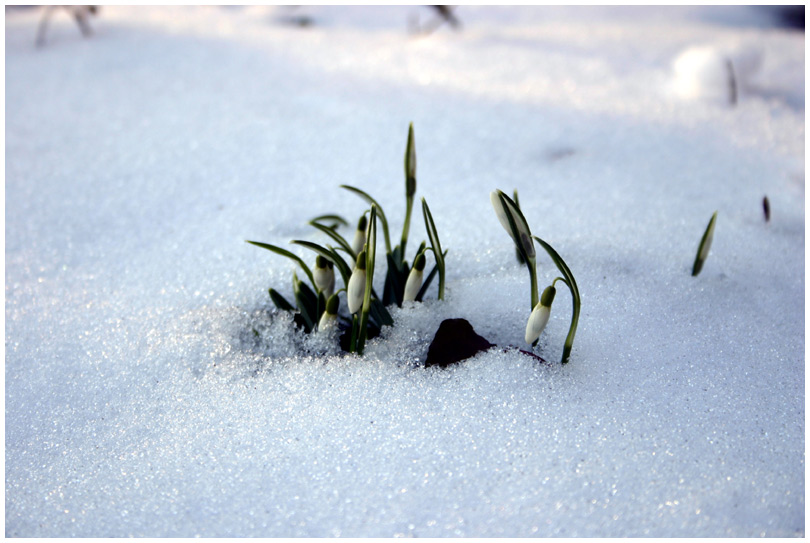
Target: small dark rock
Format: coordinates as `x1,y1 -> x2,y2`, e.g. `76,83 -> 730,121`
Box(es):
425,318 -> 495,368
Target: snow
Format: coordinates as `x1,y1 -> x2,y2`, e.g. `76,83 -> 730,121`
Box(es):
4,5 -> 805,537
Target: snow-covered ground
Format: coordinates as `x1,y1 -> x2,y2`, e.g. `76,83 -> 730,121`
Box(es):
5,6 -> 804,537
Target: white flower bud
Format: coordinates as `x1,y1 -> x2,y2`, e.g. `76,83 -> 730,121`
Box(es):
347,251 -> 367,314
318,310 -> 337,331
403,268 -> 423,303
525,285 -> 556,344
313,256 -> 335,297
403,252 -> 426,303
351,215 -> 368,257
318,293 -> 340,331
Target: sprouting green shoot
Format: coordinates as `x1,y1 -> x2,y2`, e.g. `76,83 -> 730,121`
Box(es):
692,211 -> 718,276
401,122 -> 417,255
421,197 -> 445,300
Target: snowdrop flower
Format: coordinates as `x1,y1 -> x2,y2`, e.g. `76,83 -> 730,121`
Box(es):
318,293 -> 340,331
403,252 -> 426,302
347,250 -> 367,314
490,190 -> 535,260
525,285 -> 556,344
351,215 -> 368,257
313,255 -> 335,297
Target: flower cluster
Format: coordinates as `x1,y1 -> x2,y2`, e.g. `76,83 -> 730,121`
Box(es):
248,124 -> 446,355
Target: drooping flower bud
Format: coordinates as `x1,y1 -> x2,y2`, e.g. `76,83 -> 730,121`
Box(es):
525,285 -> 556,344
403,252 -> 426,302
351,215 -> 368,257
318,292 -> 340,331
313,255 -> 335,297
347,250 -> 367,314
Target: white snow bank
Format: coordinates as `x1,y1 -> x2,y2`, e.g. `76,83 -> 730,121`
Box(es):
5,6 -> 805,537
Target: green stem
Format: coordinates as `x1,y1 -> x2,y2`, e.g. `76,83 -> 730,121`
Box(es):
349,314 -> 359,353
400,196 -> 413,261
560,277 -> 579,365
528,256 -> 539,311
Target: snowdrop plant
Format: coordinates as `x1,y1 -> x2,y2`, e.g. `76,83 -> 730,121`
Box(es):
246,124 -> 447,355
491,189 -> 581,364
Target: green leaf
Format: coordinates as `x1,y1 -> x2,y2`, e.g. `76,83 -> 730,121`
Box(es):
310,222 -> 356,259
513,189 -> 526,265
340,185 -> 391,254
421,198 -> 445,300
383,251 -> 409,307
692,211 -> 718,277
268,288 -> 295,311
309,214 -> 349,229
293,275 -> 319,333
369,297 -> 394,328
246,240 -> 316,290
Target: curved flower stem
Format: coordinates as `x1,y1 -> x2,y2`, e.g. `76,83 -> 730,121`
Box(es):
528,257 -> 539,311
533,236 -> 580,364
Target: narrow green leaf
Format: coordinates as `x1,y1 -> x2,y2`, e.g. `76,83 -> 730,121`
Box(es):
415,261 -> 439,302
513,189 -> 526,265
310,222 -> 356,259
369,297 -> 394,327
421,198 -> 445,300
246,240 -> 316,290
384,251 -> 408,307
309,214 -> 349,229
692,211 -> 718,277
340,185 -> 391,253
268,288 -> 295,311
293,275 -> 318,333
415,249 -> 447,302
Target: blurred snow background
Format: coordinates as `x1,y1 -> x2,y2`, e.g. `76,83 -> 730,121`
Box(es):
5,5 -> 804,537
